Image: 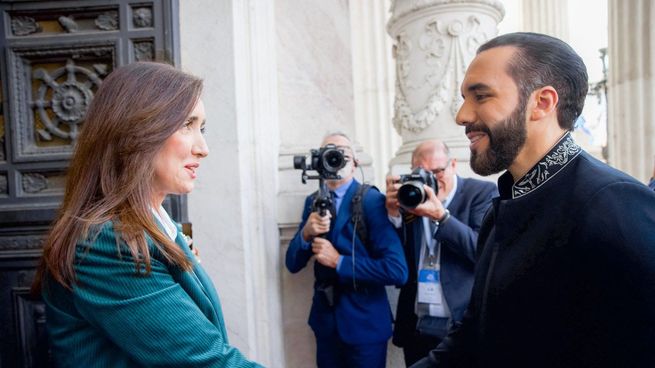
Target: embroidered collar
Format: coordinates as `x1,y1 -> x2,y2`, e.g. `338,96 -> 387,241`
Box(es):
504,132 -> 582,199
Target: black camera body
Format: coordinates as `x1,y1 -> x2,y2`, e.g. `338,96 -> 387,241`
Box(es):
397,167 -> 439,209
293,144 -> 346,181
293,143 -> 347,217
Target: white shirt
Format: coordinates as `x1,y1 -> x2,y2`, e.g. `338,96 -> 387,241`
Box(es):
151,206 -> 177,241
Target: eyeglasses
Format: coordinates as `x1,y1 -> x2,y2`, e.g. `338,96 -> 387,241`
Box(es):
431,159 -> 451,176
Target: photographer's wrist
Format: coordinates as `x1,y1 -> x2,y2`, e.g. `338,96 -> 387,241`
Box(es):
302,227 -> 313,241
429,207 -> 446,222
434,209 -> 451,226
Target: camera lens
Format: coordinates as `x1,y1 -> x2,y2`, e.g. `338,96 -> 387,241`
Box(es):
398,182 -> 425,208
322,149 -> 345,173
293,155 -> 307,170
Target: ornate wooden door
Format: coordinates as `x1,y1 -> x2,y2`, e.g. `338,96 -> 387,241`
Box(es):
0,1 -> 182,366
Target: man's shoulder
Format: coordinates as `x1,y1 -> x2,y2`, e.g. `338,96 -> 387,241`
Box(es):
565,152 -> 655,207
361,184 -> 384,205
356,183 -> 381,207
574,151 -> 643,189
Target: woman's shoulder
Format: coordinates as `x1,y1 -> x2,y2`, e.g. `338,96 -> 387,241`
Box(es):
74,220 -> 171,278
74,221 -> 120,265
76,220 -> 144,260
78,221 -> 118,248
77,220 -> 171,261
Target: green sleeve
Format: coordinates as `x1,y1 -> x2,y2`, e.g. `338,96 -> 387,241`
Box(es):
73,223 -> 263,367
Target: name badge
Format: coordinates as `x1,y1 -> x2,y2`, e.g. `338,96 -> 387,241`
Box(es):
418,269 -> 442,305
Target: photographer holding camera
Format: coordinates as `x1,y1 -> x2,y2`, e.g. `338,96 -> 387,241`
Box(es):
386,140 -> 496,367
286,132 -> 408,368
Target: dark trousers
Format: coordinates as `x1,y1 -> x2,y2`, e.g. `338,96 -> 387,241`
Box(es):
316,333 -> 387,368
402,333 -> 442,367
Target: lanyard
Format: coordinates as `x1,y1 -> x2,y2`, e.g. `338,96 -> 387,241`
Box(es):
421,217 -> 440,267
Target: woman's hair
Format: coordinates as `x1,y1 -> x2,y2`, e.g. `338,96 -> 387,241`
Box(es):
34,62 -> 203,290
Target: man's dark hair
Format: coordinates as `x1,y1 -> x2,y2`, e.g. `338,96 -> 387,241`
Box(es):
478,32 -> 588,130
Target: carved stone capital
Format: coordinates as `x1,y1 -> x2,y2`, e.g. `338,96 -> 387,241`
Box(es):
387,0 -> 503,135
389,0 -> 504,31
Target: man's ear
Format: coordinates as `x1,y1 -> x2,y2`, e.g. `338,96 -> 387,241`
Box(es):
353,158 -> 359,167
529,86 -> 558,121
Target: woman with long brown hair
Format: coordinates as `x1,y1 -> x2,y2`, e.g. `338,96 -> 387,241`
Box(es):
33,62 -> 262,367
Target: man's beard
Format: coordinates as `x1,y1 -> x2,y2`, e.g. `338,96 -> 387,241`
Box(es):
466,99 -> 528,176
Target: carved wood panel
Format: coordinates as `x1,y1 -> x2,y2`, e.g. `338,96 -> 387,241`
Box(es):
0,1 -> 181,367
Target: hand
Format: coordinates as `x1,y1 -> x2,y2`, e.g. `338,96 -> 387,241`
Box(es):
311,237 -> 340,268
302,211 -> 331,241
385,175 -> 401,217
407,184 -> 447,221
185,235 -> 201,263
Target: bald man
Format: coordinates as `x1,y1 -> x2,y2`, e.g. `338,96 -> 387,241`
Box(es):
386,140 -> 496,367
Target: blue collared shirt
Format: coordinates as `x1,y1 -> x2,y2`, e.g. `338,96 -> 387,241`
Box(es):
331,178 -> 353,214
300,179 -> 355,271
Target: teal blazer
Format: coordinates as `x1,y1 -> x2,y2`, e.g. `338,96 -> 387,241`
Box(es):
43,221 -> 262,368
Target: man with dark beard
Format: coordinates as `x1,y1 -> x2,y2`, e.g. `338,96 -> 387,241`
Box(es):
411,32 -> 655,368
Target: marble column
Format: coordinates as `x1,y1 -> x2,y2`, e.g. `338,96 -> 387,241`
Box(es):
180,0 -> 284,366
387,0 -> 504,175
350,0 -> 401,188
520,0 -> 569,41
607,0 -> 655,182
276,1 -> 358,367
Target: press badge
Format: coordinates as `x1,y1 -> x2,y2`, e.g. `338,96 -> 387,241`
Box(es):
417,269 -> 442,305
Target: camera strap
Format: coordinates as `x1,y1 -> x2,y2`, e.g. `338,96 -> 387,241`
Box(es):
351,183 -> 377,249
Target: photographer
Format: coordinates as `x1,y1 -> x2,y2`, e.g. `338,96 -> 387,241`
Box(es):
386,140 -> 496,367
286,132 -> 408,368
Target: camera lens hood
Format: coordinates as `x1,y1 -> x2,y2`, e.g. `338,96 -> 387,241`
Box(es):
321,148 -> 345,173
398,181 -> 426,208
